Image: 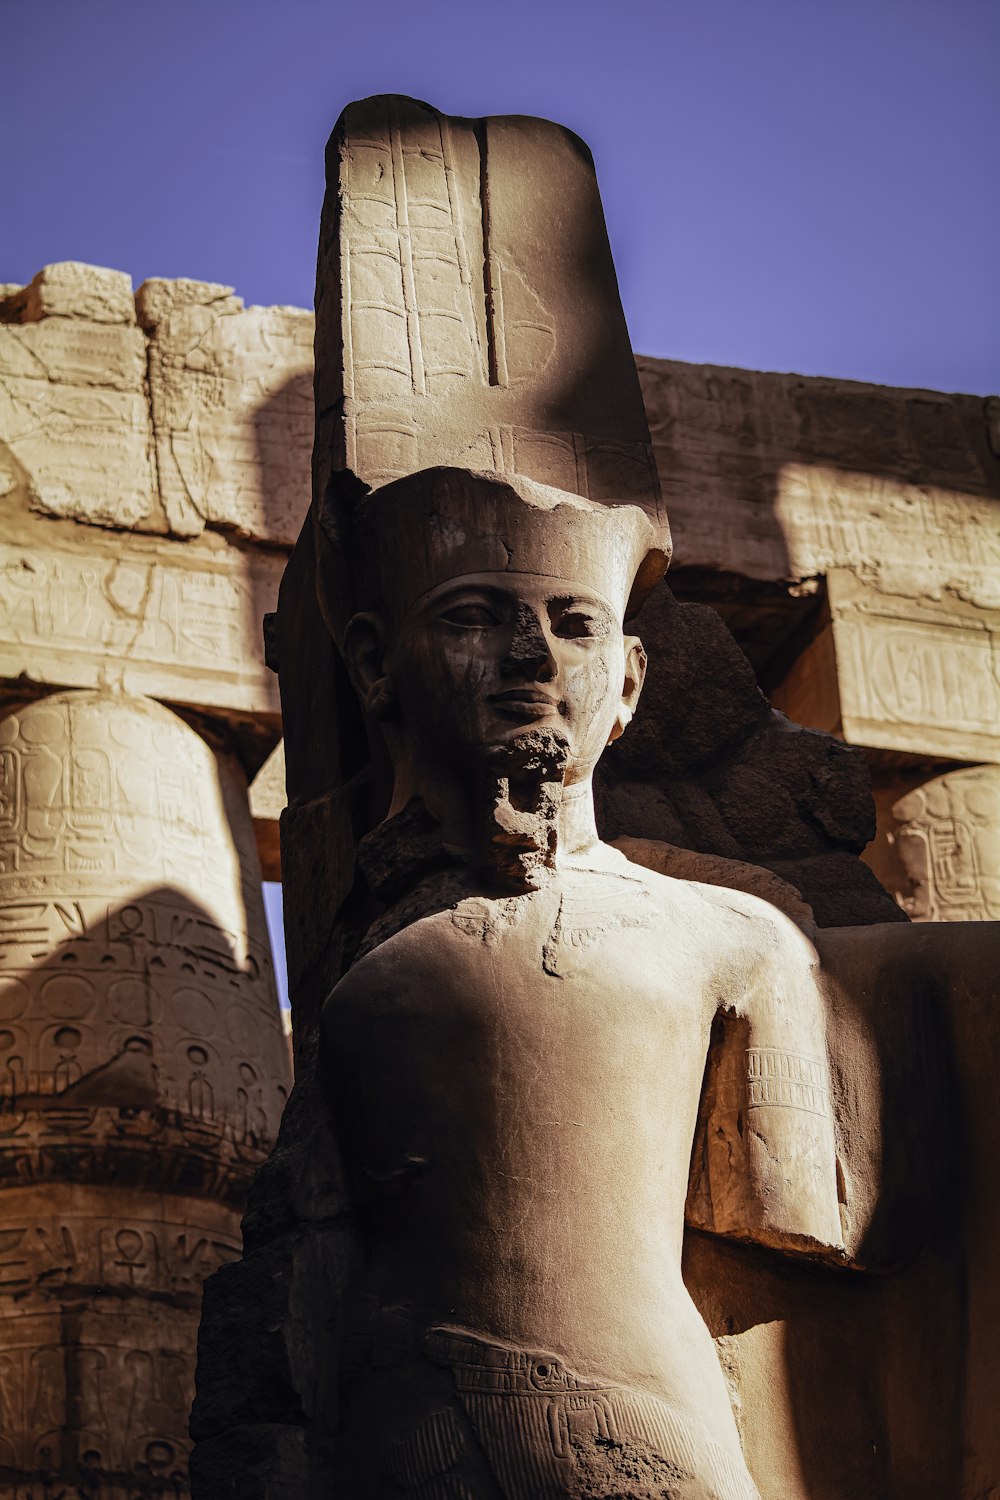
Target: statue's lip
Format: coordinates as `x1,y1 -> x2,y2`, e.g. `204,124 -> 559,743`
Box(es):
489,688 -> 560,705
489,688 -> 562,720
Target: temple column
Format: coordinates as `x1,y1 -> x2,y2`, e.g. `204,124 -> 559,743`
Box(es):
885,765 -> 1000,923
0,688 -> 290,1499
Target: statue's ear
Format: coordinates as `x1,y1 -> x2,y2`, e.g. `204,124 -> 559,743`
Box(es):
342,613 -> 397,721
608,637 -> 647,744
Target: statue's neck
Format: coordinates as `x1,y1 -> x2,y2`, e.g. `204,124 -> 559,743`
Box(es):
386,751 -> 600,890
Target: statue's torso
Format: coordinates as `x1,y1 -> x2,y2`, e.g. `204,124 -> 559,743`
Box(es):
325,853 -> 765,1497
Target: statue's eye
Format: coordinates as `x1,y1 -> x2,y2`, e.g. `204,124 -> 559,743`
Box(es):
554,611 -> 604,640
439,603 -> 502,629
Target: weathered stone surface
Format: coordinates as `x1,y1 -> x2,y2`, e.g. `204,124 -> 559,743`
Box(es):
771,569 -> 1000,763
598,585 -> 903,926
889,765 -> 1000,922
0,262 -> 136,326
0,291 -> 156,531
135,276 -> 243,331
141,279 -> 313,544
248,741 -> 286,819
0,506 -> 282,721
0,1184 -> 240,1491
0,690 -> 290,1186
637,357 -> 1000,596
314,96 -> 663,521
249,742 -> 286,880
0,689 -> 290,1498
614,833 -> 816,931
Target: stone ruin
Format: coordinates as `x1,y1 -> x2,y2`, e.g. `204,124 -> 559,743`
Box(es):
0,95 -> 998,1500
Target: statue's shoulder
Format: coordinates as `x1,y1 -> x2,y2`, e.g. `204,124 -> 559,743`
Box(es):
600,840 -> 762,919
610,835 -> 816,934
605,840 -> 816,970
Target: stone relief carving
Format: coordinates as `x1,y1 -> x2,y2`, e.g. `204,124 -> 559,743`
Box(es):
892,765 -> 1000,922
139,279 -> 314,546
0,690 -> 290,1498
0,266 -> 156,533
0,527 -> 282,719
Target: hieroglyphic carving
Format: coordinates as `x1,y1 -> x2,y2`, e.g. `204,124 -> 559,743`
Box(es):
0,691 -> 289,1498
0,1308 -> 198,1486
772,570 -> 1000,763
746,1049 -> 830,1115
318,98 -> 663,515
890,766 -> 1000,922
636,358 -> 1000,600
140,279 -> 314,545
0,533 -> 281,717
0,267 -> 157,532
0,693 -> 289,1137
0,1191 -> 240,1301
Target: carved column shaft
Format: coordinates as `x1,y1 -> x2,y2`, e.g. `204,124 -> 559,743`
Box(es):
891,765 -> 1000,922
0,689 -> 289,1498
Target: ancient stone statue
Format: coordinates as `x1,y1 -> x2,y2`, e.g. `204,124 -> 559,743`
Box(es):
290,96 -> 845,1498
319,463 -> 847,1497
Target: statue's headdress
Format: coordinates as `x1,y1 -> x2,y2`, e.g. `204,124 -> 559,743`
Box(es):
311,95 -> 671,638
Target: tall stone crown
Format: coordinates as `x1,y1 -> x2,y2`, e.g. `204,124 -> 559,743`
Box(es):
311,95 -> 671,627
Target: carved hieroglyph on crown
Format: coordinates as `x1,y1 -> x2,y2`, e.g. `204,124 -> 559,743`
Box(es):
315,95 -> 665,521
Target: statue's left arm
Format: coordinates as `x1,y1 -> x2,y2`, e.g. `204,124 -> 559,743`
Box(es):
687,905 -> 845,1258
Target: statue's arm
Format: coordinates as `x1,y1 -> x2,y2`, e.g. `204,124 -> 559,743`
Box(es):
686,909 -> 845,1259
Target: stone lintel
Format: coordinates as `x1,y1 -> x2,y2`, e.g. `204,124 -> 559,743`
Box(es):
771,569 -> 1000,764
0,521 -> 282,722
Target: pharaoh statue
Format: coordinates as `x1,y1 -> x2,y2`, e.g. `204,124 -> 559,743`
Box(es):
310,96 -> 843,1500
319,462 -> 843,1498
191,97 -> 999,1499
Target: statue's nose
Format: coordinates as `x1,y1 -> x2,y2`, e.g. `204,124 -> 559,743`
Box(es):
501,604 -> 556,680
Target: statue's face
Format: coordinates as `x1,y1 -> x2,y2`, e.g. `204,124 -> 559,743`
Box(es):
375,571 -> 644,783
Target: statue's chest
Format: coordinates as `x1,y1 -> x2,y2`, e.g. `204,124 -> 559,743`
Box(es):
447,868 -> 660,984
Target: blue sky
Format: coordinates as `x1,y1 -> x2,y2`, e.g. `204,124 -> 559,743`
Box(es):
4,0 -> 998,394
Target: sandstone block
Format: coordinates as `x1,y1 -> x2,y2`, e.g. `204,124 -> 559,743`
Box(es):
0,261 -> 136,326
249,742 -> 286,880
141,279 -> 313,544
637,358 -> 1000,605
0,522 -> 282,719
0,314 -> 155,530
771,569 -> 1000,763
135,276 -> 243,330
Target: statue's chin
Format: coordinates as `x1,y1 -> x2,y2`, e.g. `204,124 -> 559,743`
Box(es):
471,727 -> 571,893
481,724 -> 571,779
